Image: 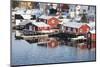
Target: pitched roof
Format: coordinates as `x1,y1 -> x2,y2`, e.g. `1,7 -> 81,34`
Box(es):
63,21 -> 87,28
21,15 -> 32,19
19,20 -> 31,25
31,21 -> 50,27
90,30 -> 95,34
39,15 -> 59,19
87,22 -> 95,27
39,15 -> 52,19
18,20 -> 50,27
60,19 -> 71,23
15,9 -> 26,15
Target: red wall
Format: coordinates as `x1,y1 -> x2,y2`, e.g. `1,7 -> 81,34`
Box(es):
91,34 -> 96,40
47,39 -> 59,48
79,25 -> 90,34
38,27 -> 50,31
47,17 -> 61,28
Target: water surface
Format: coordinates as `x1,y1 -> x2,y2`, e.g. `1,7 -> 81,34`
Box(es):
11,33 -> 96,65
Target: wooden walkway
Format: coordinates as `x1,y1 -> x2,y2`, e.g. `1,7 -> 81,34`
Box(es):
21,34 -> 48,40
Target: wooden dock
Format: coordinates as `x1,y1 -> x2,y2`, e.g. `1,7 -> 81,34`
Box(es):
21,34 -> 48,40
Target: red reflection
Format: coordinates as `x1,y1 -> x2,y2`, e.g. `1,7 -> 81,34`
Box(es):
78,42 -> 96,49
47,38 -> 59,48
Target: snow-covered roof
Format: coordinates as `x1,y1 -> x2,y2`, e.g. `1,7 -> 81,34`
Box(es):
80,6 -> 88,10
14,9 -> 43,16
16,11 -> 25,15
18,20 -> 50,27
61,19 -> 71,22
12,11 -> 16,16
25,10 -> 32,15
14,7 -> 20,11
87,22 -> 95,27
31,9 -> 43,15
39,15 -> 52,19
14,7 -> 26,11
59,19 -> 71,24
90,30 -> 95,34
39,15 -> 58,19
16,20 -> 21,25
63,22 -> 87,28
31,21 -> 50,27
74,16 -> 82,21
19,20 -> 31,25
15,9 -> 26,15
21,15 -> 32,19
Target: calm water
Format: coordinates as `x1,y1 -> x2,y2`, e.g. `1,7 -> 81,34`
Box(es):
11,33 -> 96,66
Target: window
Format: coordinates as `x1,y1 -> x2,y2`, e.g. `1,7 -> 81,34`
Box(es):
83,9 -> 86,13
68,28 -> 71,32
80,29 -> 82,32
66,27 -> 68,30
71,28 -> 73,31
73,28 -> 76,33
87,28 -> 89,32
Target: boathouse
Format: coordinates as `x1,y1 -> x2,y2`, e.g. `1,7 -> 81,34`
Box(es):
18,20 -> 51,33
31,21 -> 51,32
61,22 -> 90,35
38,15 -> 61,28
16,20 -> 31,30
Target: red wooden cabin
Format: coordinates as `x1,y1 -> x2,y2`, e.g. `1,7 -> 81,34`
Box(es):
38,15 -> 61,28
61,22 -> 90,35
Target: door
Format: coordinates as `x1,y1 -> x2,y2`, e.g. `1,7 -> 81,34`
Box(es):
29,25 -> 32,31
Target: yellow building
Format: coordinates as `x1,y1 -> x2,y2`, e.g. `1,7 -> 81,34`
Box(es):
19,1 -> 33,9
12,1 -> 33,9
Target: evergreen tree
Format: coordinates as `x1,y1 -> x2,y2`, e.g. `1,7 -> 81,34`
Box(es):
81,14 -> 88,23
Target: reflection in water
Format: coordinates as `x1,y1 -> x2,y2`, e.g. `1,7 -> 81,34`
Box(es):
12,33 -> 96,66
25,37 -> 95,49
